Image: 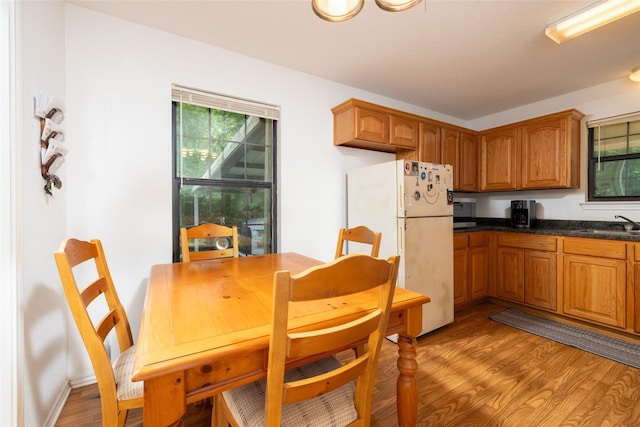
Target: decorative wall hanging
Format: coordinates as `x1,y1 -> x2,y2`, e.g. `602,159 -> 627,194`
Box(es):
35,93 -> 67,196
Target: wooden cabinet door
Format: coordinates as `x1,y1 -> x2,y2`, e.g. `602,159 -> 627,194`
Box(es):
479,126 -> 519,191
453,234 -> 469,307
390,115 -> 418,149
635,263 -> 640,334
524,250 -> 557,310
496,246 -> 524,302
459,132 -> 478,192
441,128 -> 460,189
354,106 -> 388,143
469,244 -> 489,300
454,247 -> 469,306
418,122 -> 440,163
520,116 -> 567,189
563,254 -> 626,328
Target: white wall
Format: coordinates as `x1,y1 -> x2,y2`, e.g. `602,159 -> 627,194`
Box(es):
463,78 -> 640,221
19,1 -> 69,426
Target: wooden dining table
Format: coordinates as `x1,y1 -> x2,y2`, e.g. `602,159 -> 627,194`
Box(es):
132,252 -> 430,426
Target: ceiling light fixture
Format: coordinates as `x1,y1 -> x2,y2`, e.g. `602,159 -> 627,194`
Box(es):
375,0 -> 422,12
312,0 -> 422,22
630,66 -> 640,82
545,0 -> 640,43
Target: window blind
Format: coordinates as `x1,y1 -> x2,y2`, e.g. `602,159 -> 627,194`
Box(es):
587,111 -> 640,128
171,84 -> 280,120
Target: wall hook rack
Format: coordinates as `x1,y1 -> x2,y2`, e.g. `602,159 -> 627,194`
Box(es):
35,93 -> 67,196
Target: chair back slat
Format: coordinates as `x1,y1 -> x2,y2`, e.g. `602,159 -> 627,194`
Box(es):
95,309 -> 122,342
287,310 -> 381,358
79,277 -> 108,307
282,357 -> 369,405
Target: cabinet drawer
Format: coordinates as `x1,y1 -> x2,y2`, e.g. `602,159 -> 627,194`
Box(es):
497,233 -> 556,251
564,237 -> 626,260
454,233 -> 469,249
469,232 -> 490,248
634,244 -> 640,262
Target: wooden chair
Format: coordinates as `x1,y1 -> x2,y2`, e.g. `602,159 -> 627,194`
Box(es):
180,223 -> 239,262
335,225 -> 383,358
54,238 -> 143,427
335,225 -> 382,258
214,253 -> 400,427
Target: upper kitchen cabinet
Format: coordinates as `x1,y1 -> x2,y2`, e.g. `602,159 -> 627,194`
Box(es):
479,109 -> 584,191
520,109 -> 584,189
417,121 -> 441,163
441,127 -> 460,186
390,114 -> 420,148
440,128 -> 479,192
332,98 -> 418,152
479,125 -> 520,191
459,131 -> 478,192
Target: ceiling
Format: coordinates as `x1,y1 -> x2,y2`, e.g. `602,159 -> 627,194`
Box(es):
68,0 -> 640,121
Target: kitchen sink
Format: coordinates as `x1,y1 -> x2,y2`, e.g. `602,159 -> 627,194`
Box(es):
578,229 -> 640,236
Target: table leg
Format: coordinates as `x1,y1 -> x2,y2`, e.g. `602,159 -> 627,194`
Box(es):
143,373 -> 186,426
396,333 -> 418,426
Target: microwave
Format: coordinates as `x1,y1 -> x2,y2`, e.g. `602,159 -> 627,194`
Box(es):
453,197 -> 476,229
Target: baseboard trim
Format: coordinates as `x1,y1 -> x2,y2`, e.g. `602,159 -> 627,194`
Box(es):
70,374 -> 97,388
45,375 -> 97,427
43,380 -> 71,427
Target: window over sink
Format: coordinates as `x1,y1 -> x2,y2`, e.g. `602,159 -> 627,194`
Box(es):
588,113 -> 640,201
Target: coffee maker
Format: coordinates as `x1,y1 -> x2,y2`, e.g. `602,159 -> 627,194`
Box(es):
511,200 -> 536,228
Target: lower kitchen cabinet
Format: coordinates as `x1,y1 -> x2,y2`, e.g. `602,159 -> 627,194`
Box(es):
481,231 -> 640,336
495,232 -> 557,311
469,233 -> 490,300
496,246 -> 523,302
635,244 -> 640,334
524,250 -> 557,310
563,238 -> 627,329
454,234 -> 469,307
454,232 -> 489,311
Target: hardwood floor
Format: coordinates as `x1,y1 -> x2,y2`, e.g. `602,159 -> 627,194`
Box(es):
55,302 -> 640,426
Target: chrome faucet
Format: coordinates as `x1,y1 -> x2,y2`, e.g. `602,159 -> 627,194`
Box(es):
614,215 -> 640,230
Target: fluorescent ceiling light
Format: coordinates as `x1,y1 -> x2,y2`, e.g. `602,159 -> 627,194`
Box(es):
545,0 -> 640,43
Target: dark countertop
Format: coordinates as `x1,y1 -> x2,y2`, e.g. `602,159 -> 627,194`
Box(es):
454,218 -> 640,242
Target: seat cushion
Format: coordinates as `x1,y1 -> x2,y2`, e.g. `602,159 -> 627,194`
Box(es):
113,345 -> 144,401
222,356 -> 358,426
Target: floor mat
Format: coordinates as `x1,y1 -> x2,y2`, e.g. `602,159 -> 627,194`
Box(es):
490,308 -> 640,370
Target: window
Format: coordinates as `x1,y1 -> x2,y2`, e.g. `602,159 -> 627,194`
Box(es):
172,85 -> 278,261
588,113 -> 640,201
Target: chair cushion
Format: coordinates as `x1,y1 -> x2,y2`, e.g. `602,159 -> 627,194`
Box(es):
222,356 -> 358,426
113,345 -> 144,401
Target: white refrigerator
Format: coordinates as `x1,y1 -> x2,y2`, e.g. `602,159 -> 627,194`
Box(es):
346,160 -> 454,336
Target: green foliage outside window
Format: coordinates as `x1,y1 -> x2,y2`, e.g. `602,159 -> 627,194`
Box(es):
173,101 -> 275,258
